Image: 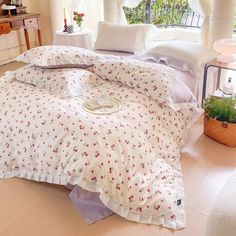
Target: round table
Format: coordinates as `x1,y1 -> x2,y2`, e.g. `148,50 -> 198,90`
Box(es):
53,29 -> 93,50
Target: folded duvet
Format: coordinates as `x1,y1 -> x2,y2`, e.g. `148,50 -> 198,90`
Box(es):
0,58 -> 202,229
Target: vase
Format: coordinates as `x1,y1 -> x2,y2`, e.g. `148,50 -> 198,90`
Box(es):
77,22 -> 82,31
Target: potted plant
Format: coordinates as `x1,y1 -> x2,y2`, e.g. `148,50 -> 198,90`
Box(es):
203,96 -> 236,147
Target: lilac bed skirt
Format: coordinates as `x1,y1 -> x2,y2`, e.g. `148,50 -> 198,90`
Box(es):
68,185 -> 114,224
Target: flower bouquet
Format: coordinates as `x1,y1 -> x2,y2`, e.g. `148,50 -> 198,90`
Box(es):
73,11 -> 85,29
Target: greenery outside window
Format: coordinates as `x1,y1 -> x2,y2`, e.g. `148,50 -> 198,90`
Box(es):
123,0 -> 203,28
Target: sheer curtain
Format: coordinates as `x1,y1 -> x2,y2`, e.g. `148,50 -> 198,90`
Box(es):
50,0 -> 64,34
188,0 -> 213,48
69,0 -> 103,29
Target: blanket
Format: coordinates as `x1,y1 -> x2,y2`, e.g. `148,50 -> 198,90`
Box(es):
0,58 -> 202,229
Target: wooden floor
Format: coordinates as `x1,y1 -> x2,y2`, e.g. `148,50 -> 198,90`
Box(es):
0,62 -> 236,236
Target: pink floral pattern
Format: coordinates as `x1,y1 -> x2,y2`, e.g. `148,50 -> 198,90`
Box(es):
13,66 -> 104,98
90,59 -> 175,104
16,45 -> 104,67
0,60 -> 202,229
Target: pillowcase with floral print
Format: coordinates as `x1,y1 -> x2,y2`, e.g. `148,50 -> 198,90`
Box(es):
13,65 -> 104,98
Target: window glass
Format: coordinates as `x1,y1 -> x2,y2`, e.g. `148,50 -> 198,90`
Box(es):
123,0 -> 203,28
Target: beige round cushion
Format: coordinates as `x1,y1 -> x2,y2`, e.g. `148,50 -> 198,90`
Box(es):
206,171 -> 236,236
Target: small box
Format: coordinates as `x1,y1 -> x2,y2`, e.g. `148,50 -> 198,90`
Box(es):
16,6 -> 26,14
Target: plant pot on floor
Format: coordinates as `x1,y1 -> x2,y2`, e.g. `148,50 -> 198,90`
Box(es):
204,114 -> 236,147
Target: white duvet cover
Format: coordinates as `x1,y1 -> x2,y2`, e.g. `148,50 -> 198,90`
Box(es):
0,59 -> 202,229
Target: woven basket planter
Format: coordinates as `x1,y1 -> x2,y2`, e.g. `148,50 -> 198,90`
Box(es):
204,114 -> 236,148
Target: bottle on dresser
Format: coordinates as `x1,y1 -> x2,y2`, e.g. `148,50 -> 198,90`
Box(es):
223,77 -> 235,97
213,77 -> 235,98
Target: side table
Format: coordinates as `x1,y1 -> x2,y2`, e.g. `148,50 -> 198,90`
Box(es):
53,29 -> 93,50
202,59 -> 236,105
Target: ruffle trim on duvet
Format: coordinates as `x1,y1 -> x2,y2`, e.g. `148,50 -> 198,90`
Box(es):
169,102 -> 203,147
172,103 -> 203,128
0,170 -> 185,230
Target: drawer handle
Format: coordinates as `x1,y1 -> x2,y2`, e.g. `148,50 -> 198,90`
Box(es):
29,20 -> 32,23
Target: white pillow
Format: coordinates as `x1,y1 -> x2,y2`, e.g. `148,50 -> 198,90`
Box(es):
90,59 -> 175,104
16,45 -> 104,68
144,41 -> 217,76
13,65 -> 103,98
94,21 -> 154,53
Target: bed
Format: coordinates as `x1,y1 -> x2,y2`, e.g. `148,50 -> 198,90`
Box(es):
0,45 -> 203,230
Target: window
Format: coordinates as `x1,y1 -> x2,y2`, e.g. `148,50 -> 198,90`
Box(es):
123,0 -> 203,28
